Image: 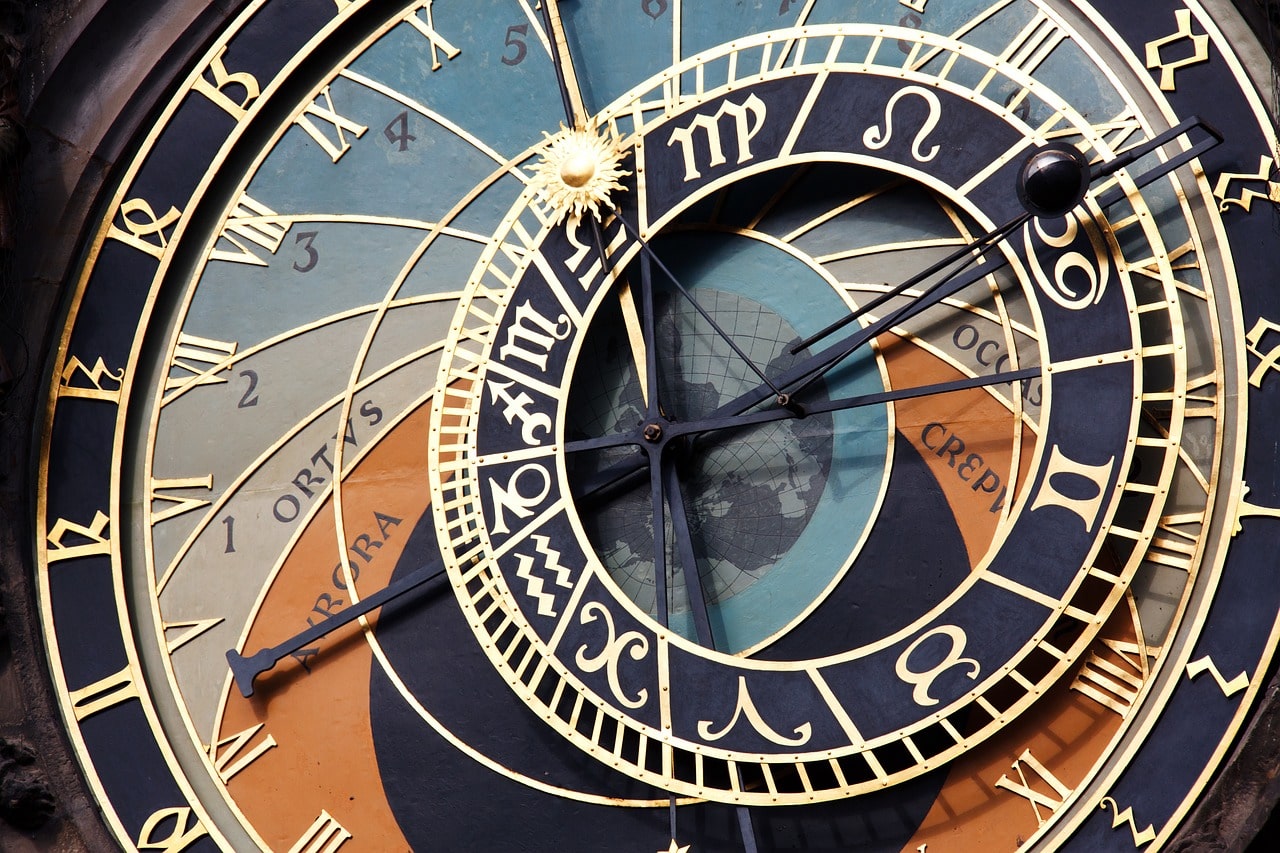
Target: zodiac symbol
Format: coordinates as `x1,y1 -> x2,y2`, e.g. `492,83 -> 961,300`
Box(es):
864,85 -> 942,163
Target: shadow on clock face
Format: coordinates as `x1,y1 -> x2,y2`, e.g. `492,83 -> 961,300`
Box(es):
369,505 -> 958,852
563,220 -> 975,656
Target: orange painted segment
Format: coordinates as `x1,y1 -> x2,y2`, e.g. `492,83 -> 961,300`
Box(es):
904,603 -> 1141,851
878,336 -> 1136,849
217,401 -> 433,851
883,336 -> 1037,566
822,337 -> 1140,850
214,341 -> 1055,850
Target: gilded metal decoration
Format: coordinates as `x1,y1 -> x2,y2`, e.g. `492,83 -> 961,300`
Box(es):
29,1 -> 1280,850
529,122 -> 630,221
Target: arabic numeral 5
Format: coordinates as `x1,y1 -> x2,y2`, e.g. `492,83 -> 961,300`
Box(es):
502,24 -> 528,66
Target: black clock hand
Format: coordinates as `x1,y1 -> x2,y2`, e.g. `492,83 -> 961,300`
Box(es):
649,427 -> 672,627
638,243 -> 662,419
660,454 -> 760,853
1091,115 -> 1223,206
791,210 -> 1030,355
226,558 -> 445,697
536,6 -> 786,404
614,212 -> 790,403
573,115 -> 1221,499
566,366 -> 1041,457
662,456 -> 715,646
233,368 -> 1036,696
781,118 -> 1222,401
647,411 -> 762,853
539,0 -> 588,128
793,116 -> 1223,356
782,251 -> 1013,402
572,114 -> 1215,496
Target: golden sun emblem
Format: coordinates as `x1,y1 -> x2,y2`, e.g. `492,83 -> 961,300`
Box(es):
529,122 -> 630,222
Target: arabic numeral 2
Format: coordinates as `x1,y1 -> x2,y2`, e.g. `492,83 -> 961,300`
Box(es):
643,0 -> 668,20
238,369 -> 260,408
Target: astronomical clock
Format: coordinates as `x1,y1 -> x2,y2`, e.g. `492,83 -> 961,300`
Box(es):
12,0 -> 1280,850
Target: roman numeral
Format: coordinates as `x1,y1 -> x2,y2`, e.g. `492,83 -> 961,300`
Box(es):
163,617 -> 224,654
974,10 -> 1067,113
294,85 -> 368,162
68,666 -> 139,721
210,193 -> 288,266
909,0 -> 1016,73
1124,240 -> 1204,301
1112,511 -> 1204,576
994,749 -> 1073,826
288,810 -> 351,853
995,11 -> 1067,77
1146,514 -> 1201,573
210,723 -> 279,783
1044,107 -> 1144,161
163,333 -> 238,400
1071,637 -> 1148,716
405,0 -> 461,71
150,475 -> 214,525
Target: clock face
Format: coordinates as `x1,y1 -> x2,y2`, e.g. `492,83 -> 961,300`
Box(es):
34,1 -> 1280,851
